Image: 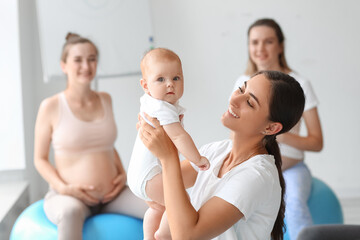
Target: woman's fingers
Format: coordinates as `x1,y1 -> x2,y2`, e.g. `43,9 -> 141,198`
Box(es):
102,188 -> 118,203
66,184 -> 93,195
139,114 -> 163,142
102,184 -> 123,203
101,174 -> 126,203
75,190 -> 99,206
143,113 -> 161,127
79,184 -> 95,191
113,174 -> 126,185
65,184 -> 99,206
80,189 -> 100,205
139,117 -> 154,133
138,113 -> 179,161
136,121 -> 141,130
136,113 -> 142,130
82,194 -> 100,206
139,121 -> 154,144
68,184 -> 99,205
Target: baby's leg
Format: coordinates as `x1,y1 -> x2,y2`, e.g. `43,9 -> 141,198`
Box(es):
143,202 -> 165,240
143,171 -> 167,239
145,173 -> 164,205
43,189 -> 91,240
155,211 -> 171,240
102,186 -> 148,219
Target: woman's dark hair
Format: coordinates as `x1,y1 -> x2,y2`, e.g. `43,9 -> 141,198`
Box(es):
61,32 -> 98,62
253,70 -> 305,240
245,18 -> 291,75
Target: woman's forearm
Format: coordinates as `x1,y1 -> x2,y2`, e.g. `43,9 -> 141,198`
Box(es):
278,132 -> 323,152
161,155 -> 199,239
139,115 -> 201,238
34,157 -> 67,193
278,107 -> 323,152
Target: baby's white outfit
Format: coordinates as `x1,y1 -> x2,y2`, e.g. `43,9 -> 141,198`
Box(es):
127,93 -> 185,201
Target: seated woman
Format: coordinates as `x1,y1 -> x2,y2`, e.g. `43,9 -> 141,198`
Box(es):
232,19 -> 323,239
139,70 -> 305,239
34,33 -> 147,240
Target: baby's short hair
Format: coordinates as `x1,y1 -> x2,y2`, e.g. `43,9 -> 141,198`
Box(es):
140,48 -> 181,74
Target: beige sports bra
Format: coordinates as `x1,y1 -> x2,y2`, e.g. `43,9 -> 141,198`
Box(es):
52,92 -> 117,155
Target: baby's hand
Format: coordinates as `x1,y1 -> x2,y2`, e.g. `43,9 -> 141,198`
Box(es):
196,156 -> 210,171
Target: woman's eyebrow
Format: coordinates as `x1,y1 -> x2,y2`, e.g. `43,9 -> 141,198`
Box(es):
250,93 -> 260,106
245,81 -> 260,106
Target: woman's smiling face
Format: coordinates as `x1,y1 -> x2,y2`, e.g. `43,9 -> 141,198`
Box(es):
61,42 -> 98,84
248,26 -> 283,71
222,74 -> 272,136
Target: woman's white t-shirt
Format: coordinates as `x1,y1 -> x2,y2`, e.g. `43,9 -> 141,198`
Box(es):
231,72 -> 319,160
190,139 -> 281,240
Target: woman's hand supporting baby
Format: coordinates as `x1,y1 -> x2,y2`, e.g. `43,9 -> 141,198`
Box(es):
139,114 -> 179,162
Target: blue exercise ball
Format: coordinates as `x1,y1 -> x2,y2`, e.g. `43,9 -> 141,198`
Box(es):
10,199 -> 144,240
83,213 -> 143,240
283,177 -> 343,240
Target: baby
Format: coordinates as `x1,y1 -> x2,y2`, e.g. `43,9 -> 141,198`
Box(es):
127,48 -> 209,239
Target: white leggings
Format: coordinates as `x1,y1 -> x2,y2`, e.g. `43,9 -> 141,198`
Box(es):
283,161 -> 313,240
44,186 -> 148,240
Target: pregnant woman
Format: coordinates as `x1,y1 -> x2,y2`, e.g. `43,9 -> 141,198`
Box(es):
34,33 -> 147,240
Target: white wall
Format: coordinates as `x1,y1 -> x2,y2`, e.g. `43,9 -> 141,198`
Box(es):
148,0 -> 360,198
36,0 -> 153,82
0,0 -> 26,171
18,0 -> 67,202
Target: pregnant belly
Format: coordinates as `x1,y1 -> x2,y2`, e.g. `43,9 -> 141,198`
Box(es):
56,151 -> 119,201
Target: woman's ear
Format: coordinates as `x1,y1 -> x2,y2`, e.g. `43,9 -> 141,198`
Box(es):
140,78 -> 150,94
60,61 -> 67,74
263,122 -> 283,135
279,42 -> 284,55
